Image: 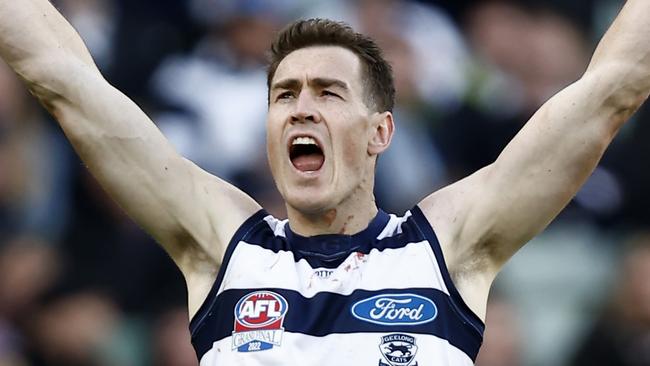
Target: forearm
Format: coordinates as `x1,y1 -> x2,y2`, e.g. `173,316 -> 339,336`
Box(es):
0,0 -> 98,80
586,0 -> 650,116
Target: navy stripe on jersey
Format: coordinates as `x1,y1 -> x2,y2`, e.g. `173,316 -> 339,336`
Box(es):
242,210 -> 426,269
193,287 -> 483,361
189,209 -> 270,335
410,205 -> 486,336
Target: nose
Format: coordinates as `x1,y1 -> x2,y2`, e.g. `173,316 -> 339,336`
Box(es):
290,90 -> 321,124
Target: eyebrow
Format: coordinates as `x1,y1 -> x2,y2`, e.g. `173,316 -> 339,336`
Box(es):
271,77 -> 350,92
272,78 -> 301,91
311,77 -> 349,91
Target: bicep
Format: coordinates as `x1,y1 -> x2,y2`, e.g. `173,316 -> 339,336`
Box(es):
479,77 -> 618,252
426,75 -> 625,272
45,62 -> 260,271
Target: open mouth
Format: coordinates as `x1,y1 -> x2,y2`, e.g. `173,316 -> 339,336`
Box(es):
289,136 -> 325,172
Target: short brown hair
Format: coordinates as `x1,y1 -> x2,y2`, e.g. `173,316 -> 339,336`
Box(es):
267,18 -> 395,113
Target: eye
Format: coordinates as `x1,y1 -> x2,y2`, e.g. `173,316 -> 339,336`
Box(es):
322,90 -> 341,98
276,91 -> 295,101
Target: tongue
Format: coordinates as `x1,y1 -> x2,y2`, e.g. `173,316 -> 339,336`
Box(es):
292,153 -> 325,172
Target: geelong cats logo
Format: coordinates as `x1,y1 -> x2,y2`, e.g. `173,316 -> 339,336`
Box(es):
232,291 -> 288,352
378,333 -> 419,366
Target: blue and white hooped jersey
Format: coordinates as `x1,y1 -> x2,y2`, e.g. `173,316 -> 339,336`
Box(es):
190,206 -> 484,365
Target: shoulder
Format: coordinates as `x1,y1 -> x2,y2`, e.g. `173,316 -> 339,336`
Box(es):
184,207 -> 274,319
417,168 -> 501,321
418,166 -> 494,267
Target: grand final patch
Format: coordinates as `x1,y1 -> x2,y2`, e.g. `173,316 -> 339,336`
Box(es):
232,291 -> 289,352
378,333 -> 419,366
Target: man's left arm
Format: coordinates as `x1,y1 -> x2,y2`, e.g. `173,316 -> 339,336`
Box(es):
420,0 -> 650,317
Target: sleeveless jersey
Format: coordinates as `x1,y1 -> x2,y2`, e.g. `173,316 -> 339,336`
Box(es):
190,206 -> 484,365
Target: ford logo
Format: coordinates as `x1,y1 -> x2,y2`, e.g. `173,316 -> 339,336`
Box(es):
351,293 -> 437,326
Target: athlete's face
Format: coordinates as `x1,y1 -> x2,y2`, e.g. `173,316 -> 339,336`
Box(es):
267,46 -> 393,214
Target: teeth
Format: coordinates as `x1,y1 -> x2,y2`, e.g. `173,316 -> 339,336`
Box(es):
292,136 -> 318,146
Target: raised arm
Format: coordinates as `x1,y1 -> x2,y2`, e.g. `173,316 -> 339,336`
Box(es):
0,0 -> 260,315
420,0 -> 650,318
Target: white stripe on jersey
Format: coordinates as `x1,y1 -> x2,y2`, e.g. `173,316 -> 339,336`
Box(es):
376,212 -> 412,240
200,331 -> 474,366
218,240 -> 450,298
263,215 -> 288,237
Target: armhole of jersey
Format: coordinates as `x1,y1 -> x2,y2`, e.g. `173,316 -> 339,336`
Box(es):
411,205 -> 486,337
189,209 -> 269,336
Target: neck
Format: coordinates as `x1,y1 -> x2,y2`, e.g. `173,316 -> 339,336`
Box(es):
286,186 -> 378,237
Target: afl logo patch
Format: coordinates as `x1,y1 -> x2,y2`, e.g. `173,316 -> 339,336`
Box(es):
232,291 -> 288,352
351,293 -> 437,326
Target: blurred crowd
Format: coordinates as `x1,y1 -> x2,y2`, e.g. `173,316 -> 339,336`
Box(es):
0,0 -> 649,365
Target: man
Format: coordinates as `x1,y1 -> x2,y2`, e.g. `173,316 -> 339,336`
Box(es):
0,1 -> 648,365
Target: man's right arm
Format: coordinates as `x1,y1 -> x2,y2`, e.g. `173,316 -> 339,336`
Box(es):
0,0 -> 261,315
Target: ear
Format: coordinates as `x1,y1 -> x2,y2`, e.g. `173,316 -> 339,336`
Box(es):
368,111 -> 394,156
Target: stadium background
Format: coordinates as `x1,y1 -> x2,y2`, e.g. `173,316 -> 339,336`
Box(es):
0,0 -> 648,365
